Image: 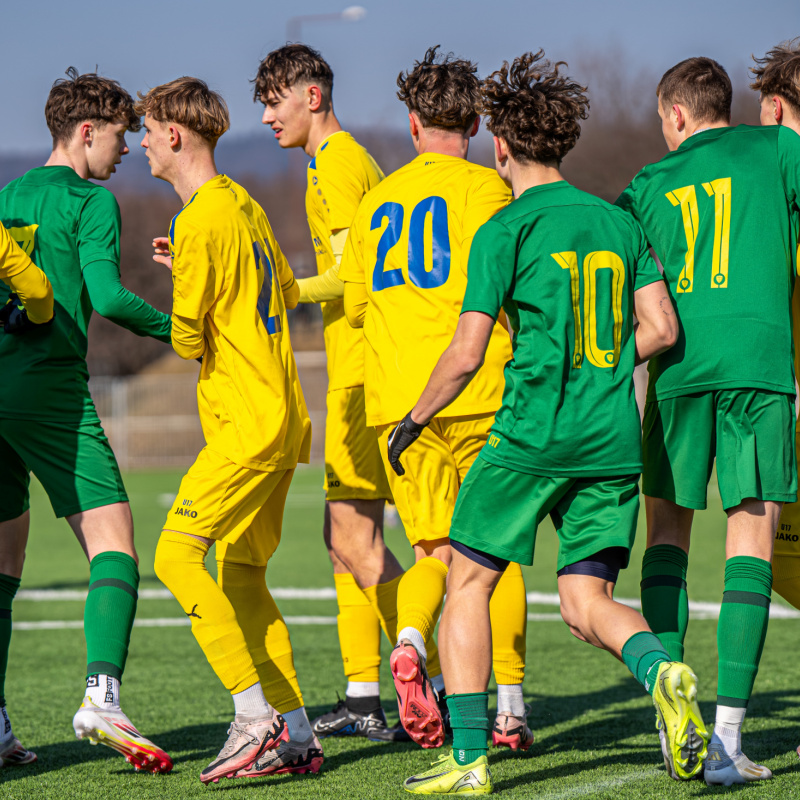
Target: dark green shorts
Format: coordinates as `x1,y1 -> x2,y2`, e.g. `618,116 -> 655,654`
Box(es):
449,456 -> 640,570
0,415 -> 128,521
642,389 -> 796,511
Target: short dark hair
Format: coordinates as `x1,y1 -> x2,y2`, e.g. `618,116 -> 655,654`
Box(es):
45,67 -> 141,147
134,77 -> 229,145
481,51 -> 589,164
751,39 -> 800,117
396,45 -> 480,132
657,57 -> 731,124
253,44 -> 333,102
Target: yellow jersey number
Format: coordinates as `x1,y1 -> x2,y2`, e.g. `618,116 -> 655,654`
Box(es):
666,177 -> 731,293
371,197 -> 451,291
551,250 -> 625,369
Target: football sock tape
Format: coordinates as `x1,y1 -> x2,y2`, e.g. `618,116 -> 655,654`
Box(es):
448,692 -> 489,766
216,558 -> 304,713
716,556 -> 772,708
84,552 -> 138,681
0,573 -> 20,707
640,544 -> 689,662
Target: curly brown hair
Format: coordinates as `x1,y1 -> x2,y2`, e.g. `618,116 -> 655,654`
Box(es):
751,39 -> 800,116
45,67 -> 141,147
481,51 -> 589,164
253,44 -> 333,102
657,57 -> 731,123
134,77 -> 229,145
396,46 -> 480,132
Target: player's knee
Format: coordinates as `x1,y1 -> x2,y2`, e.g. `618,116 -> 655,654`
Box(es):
154,531 -> 205,591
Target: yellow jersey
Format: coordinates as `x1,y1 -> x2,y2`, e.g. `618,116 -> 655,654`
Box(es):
306,131 -> 384,391
169,175 -> 311,471
340,153 -> 513,426
0,223 -> 53,324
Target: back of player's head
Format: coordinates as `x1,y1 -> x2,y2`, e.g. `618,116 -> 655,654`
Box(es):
45,67 -> 141,147
134,77 -> 229,146
751,38 -> 800,117
397,46 -> 480,133
253,44 -> 334,102
657,57 -> 731,124
481,51 -> 589,164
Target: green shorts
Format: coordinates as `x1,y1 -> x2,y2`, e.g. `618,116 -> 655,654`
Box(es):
0,414 -> 128,521
642,389 -> 796,511
449,456 -> 640,570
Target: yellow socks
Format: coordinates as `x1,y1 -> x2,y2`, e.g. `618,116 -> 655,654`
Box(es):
362,574 -> 401,643
397,557 -> 448,676
333,573 -> 382,684
490,561 -> 527,685
217,559 -> 304,714
154,532 -> 258,694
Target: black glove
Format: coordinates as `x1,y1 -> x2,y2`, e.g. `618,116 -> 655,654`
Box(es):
0,294 -> 55,334
387,411 -> 428,476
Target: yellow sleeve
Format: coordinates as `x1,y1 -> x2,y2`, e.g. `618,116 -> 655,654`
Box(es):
344,281 -> 368,328
297,228 -> 348,303
0,225 -> 53,324
171,314 -> 206,360
461,173 -> 513,275
171,220 -> 218,322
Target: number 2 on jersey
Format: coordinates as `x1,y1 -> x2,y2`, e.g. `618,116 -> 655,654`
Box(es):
666,177 -> 731,293
551,251 -> 625,369
371,197 -> 451,291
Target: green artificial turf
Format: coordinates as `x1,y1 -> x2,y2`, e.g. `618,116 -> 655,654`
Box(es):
2,466 -> 799,798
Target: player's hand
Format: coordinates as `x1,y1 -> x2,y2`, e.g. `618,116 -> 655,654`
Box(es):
0,294 -> 55,334
387,411 -> 428,476
152,236 -> 173,270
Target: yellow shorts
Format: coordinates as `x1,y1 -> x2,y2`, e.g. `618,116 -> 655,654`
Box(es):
164,447 -> 293,567
325,386 -> 392,502
776,427 -> 800,558
376,413 -> 495,546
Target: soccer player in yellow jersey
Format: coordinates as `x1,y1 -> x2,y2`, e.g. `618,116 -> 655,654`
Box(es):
0,223 -> 53,332
752,40 -> 800,616
254,44 -> 407,740
340,47 -> 529,749
138,77 -> 322,782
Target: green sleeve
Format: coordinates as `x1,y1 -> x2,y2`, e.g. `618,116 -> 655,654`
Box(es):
778,126 -> 800,211
461,220 -> 515,320
614,181 -> 639,221
84,259 -> 172,343
77,188 -> 122,269
632,221 -> 664,291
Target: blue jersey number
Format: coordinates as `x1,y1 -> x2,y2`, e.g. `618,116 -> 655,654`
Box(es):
371,197 -> 451,292
253,240 -> 281,334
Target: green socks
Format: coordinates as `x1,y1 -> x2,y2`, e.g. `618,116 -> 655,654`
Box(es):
621,631 -> 671,696
0,574 -> 21,707
717,556 -> 772,708
447,692 -> 489,766
84,552 -> 139,680
640,545 -> 689,661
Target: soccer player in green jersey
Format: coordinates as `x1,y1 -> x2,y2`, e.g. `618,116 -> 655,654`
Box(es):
616,57 -> 800,785
0,69 -> 173,773
390,52 -> 708,795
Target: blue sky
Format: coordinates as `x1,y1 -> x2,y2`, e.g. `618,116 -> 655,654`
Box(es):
1,0 -> 797,153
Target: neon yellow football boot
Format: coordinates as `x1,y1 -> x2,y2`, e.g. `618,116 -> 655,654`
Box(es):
403,751 -> 493,795
652,662 -> 709,780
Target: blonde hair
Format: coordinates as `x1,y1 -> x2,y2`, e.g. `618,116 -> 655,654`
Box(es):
135,77 -> 229,145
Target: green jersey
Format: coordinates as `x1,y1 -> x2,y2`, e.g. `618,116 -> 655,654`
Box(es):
616,125 -> 800,401
0,166 -> 169,420
462,181 -> 662,477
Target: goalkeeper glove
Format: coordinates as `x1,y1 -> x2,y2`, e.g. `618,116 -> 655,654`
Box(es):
387,411 -> 428,476
0,294 -> 55,334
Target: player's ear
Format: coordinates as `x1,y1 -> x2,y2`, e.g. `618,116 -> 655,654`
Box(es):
307,85 -> 323,112
79,122 -> 93,146
168,125 -> 182,151
469,116 -> 481,138
493,136 -> 509,165
774,96 -> 784,124
673,104 -> 685,132
408,113 -> 419,138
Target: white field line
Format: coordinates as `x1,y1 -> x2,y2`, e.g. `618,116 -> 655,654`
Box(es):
534,768 -> 661,800
15,615 -> 336,631
17,587 -> 337,601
